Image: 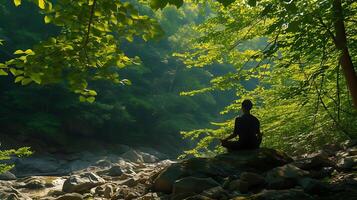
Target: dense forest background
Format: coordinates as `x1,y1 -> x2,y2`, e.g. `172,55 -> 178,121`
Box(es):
0,1 -> 235,156
0,0 -> 356,159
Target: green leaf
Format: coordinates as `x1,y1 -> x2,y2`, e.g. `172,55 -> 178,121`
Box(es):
150,0 -> 168,9
0,69 -> 8,76
121,79 -> 132,85
169,0 -> 184,8
217,0 -> 235,7
247,0 -> 257,7
87,97 -> 95,103
44,16 -> 52,24
14,50 -> 25,55
88,90 -> 97,96
10,68 -> 17,76
15,76 -> 24,83
13,0 -> 21,7
79,96 -> 86,102
21,78 -> 32,85
38,0 -> 45,9
30,74 -> 42,84
24,49 -> 35,55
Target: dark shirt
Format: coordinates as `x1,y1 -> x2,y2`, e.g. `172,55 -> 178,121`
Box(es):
233,114 -> 260,145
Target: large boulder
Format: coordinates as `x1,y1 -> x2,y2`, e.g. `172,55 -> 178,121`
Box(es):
0,186 -> 31,200
62,172 -> 105,193
294,152 -> 335,170
153,148 -> 292,193
173,177 -> 220,196
121,150 -> 144,163
12,156 -> 68,177
232,189 -> 313,200
265,164 -> 309,189
55,193 -> 84,200
152,163 -> 185,193
0,171 -> 17,180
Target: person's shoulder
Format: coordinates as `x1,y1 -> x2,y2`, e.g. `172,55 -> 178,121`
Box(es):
251,114 -> 260,122
235,116 -> 242,121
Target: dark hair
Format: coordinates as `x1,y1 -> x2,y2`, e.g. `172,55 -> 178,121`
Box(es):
242,99 -> 253,111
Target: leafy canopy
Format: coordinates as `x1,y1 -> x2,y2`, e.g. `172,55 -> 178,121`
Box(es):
2,0 -> 163,102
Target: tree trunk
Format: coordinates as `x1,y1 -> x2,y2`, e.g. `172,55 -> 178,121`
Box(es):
332,0 -> 357,109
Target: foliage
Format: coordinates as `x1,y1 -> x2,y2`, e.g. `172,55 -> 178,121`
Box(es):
0,147 -> 32,173
174,0 -> 357,156
1,0 -> 163,102
0,2 -> 233,156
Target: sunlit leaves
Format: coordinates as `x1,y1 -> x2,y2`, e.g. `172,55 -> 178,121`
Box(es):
0,147 -> 32,173
173,0 -> 357,156
3,0 -> 164,102
38,0 -> 45,9
13,0 -> 21,7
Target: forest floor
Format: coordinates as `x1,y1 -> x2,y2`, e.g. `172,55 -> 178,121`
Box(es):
0,141 -> 357,200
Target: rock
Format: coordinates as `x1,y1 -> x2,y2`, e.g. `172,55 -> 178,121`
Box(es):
238,189 -> 314,200
184,195 -> 214,200
228,180 -> 250,193
294,152 -> 335,170
119,177 -> 139,187
121,150 -> 144,163
171,191 -> 197,200
229,172 -> 265,193
106,165 -> 124,176
152,162 -> 185,193
298,177 -> 329,194
200,186 -> 229,199
95,159 -> 112,168
153,148 -> 292,193
62,172 -> 105,193
12,156 -> 67,177
141,152 -> 159,163
55,193 -> 84,200
172,177 -> 220,196
240,172 -> 265,190
137,192 -> 160,200
0,186 -> 31,200
337,156 -> 357,170
22,178 -> 46,189
265,164 -> 309,189
103,185 -> 114,198
0,171 -> 17,180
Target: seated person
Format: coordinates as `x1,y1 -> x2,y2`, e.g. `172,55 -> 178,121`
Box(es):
220,99 -> 262,151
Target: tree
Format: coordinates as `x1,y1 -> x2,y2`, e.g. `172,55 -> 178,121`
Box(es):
1,0 -> 163,102
154,0 -> 357,108
170,0 -> 357,156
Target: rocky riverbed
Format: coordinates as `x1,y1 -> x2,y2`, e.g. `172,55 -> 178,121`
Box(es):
1,142 -> 357,200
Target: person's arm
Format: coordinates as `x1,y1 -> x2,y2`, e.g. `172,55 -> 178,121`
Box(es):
223,118 -> 239,141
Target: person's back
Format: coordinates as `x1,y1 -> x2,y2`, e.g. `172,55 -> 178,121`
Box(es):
235,114 -> 260,149
221,99 -> 262,151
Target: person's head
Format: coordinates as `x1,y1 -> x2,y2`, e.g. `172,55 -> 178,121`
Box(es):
241,99 -> 253,114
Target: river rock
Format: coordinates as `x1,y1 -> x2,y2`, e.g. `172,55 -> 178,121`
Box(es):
0,186 -> 31,200
294,152 -> 335,170
153,148 -> 292,193
0,171 -> 17,180
62,172 -> 105,193
337,156 -> 357,170
55,193 -> 84,200
173,177 -> 220,196
106,165 -> 124,176
152,162 -> 185,193
121,150 -> 144,163
235,189 -> 314,200
265,164 -> 309,189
